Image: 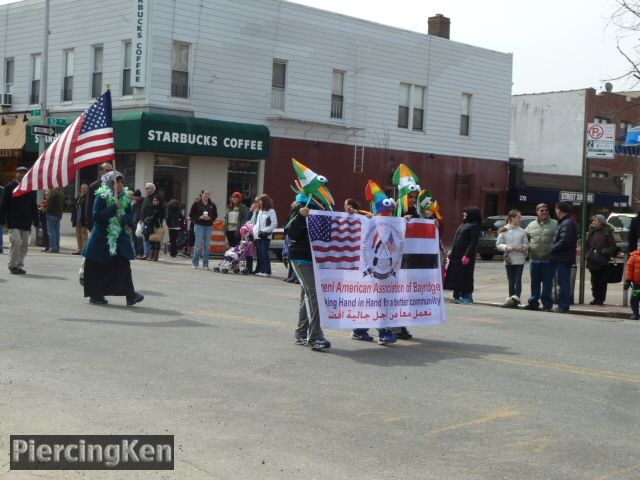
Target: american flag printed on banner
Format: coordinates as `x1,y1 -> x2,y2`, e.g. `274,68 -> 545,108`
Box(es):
13,91 -> 115,197
308,213 -> 361,270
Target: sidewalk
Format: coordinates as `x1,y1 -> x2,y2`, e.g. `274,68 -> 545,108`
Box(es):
2,231 -> 636,320
466,259 -> 634,321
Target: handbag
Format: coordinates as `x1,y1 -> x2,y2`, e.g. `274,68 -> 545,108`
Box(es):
149,226 -> 165,243
604,260 -> 624,284
135,221 -> 144,238
587,248 -> 609,270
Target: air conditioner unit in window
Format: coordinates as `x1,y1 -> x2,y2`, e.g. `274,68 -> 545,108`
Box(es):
0,93 -> 12,107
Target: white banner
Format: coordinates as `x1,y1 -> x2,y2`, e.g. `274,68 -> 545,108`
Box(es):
132,0 -> 148,87
308,211 -> 446,329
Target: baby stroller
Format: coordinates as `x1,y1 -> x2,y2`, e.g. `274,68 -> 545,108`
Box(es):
213,222 -> 255,274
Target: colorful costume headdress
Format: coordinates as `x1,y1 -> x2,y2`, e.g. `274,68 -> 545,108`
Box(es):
291,158 -> 334,210
418,189 -> 443,220
364,180 -> 396,216
392,164 -> 420,216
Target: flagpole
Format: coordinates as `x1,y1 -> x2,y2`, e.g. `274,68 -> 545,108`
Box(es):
106,83 -> 116,173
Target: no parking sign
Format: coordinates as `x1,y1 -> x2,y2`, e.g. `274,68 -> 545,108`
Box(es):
586,123 -> 615,158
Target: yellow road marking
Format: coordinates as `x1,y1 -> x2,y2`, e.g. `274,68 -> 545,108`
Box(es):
426,408 -> 520,436
513,436 -> 555,453
598,463 -> 640,480
186,310 -> 640,384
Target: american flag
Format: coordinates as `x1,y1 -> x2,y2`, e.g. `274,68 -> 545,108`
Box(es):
308,213 -> 361,270
13,91 -> 115,196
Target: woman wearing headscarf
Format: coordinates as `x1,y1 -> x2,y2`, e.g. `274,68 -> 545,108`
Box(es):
585,214 -> 618,305
82,171 -> 144,306
223,192 -> 249,248
444,206 -> 482,304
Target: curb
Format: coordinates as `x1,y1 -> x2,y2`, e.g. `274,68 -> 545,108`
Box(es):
445,299 -> 636,321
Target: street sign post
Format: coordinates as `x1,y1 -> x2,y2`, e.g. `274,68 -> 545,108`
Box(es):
32,125 -> 56,136
586,123 -> 615,159
46,117 -> 67,127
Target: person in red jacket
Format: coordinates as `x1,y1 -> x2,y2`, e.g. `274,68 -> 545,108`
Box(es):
624,239 -> 640,320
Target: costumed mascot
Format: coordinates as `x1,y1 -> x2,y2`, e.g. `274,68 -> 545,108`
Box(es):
392,163 -> 420,217
291,158 -> 334,210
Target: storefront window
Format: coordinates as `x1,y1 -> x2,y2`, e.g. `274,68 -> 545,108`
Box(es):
154,154 -> 188,207
227,159 -> 259,207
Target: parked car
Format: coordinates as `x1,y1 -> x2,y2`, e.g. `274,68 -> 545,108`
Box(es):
269,227 -> 285,260
607,212 -> 636,254
477,215 -> 537,260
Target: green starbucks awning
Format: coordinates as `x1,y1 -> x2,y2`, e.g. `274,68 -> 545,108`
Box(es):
26,112 -> 270,159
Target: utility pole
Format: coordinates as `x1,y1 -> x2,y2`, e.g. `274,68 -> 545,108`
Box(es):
34,0 -> 49,246
578,127 -> 589,305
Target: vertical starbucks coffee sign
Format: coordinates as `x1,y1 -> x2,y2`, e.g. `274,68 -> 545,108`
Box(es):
132,0 -> 148,87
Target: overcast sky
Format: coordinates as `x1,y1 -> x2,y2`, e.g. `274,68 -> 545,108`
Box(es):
0,0 -> 633,94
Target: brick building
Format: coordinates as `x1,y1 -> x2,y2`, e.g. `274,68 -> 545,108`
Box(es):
510,88 -> 638,215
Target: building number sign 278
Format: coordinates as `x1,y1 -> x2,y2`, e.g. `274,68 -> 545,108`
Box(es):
519,195 -> 527,202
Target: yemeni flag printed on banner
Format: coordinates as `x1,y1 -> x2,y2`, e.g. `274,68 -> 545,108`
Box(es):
309,211 -> 446,330
401,221 -> 440,269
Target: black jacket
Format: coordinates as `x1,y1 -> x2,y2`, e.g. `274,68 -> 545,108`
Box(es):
71,193 -> 87,227
85,178 -> 102,231
166,205 -> 184,229
550,215 -> 578,265
285,202 -> 312,262
0,180 -> 39,231
628,214 -> 640,254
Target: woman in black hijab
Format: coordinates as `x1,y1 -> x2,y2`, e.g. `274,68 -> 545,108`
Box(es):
444,206 -> 482,304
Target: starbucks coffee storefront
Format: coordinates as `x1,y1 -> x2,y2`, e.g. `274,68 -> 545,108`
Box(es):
26,112 -> 269,208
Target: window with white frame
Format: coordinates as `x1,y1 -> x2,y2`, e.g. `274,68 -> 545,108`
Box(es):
331,70 -> 344,119
460,93 -> 472,136
122,41 -> 133,96
92,45 -> 103,98
398,83 -> 410,128
4,58 -> 14,94
398,83 -> 426,131
171,41 -> 190,98
413,86 -> 425,131
30,54 -> 41,104
271,60 -> 286,111
62,49 -> 74,101
594,116 -> 609,124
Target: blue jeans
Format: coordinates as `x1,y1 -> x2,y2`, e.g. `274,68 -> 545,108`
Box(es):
551,261 -> 572,311
143,239 -> 151,259
528,261 -> 554,309
505,264 -> 524,298
255,238 -> 271,274
193,224 -> 212,268
46,214 -> 61,251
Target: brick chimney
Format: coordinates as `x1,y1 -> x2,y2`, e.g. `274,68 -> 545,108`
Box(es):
428,14 -> 450,39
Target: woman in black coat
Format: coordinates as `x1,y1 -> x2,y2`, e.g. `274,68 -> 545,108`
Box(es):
444,206 -> 482,304
585,214 -> 618,305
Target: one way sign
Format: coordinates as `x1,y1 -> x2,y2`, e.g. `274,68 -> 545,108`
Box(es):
32,125 -> 56,136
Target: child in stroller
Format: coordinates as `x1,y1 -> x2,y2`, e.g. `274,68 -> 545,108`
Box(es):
214,222 -> 255,274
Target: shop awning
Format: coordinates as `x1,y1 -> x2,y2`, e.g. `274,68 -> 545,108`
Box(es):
26,112 -> 270,160
0,119 -> 26,157
615,144 -> 640,156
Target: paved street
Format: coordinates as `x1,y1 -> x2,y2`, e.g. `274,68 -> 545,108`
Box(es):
1,247 -> 639,480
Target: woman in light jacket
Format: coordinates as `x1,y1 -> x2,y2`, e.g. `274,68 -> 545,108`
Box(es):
496,209 -> 529,307
252,194 -> 277,276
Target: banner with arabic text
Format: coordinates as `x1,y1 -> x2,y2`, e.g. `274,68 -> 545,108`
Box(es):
308,211 -> 446,329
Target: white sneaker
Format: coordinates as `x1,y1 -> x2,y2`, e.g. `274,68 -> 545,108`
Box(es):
256,272 -> 266,277
192,265 -> 198,269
